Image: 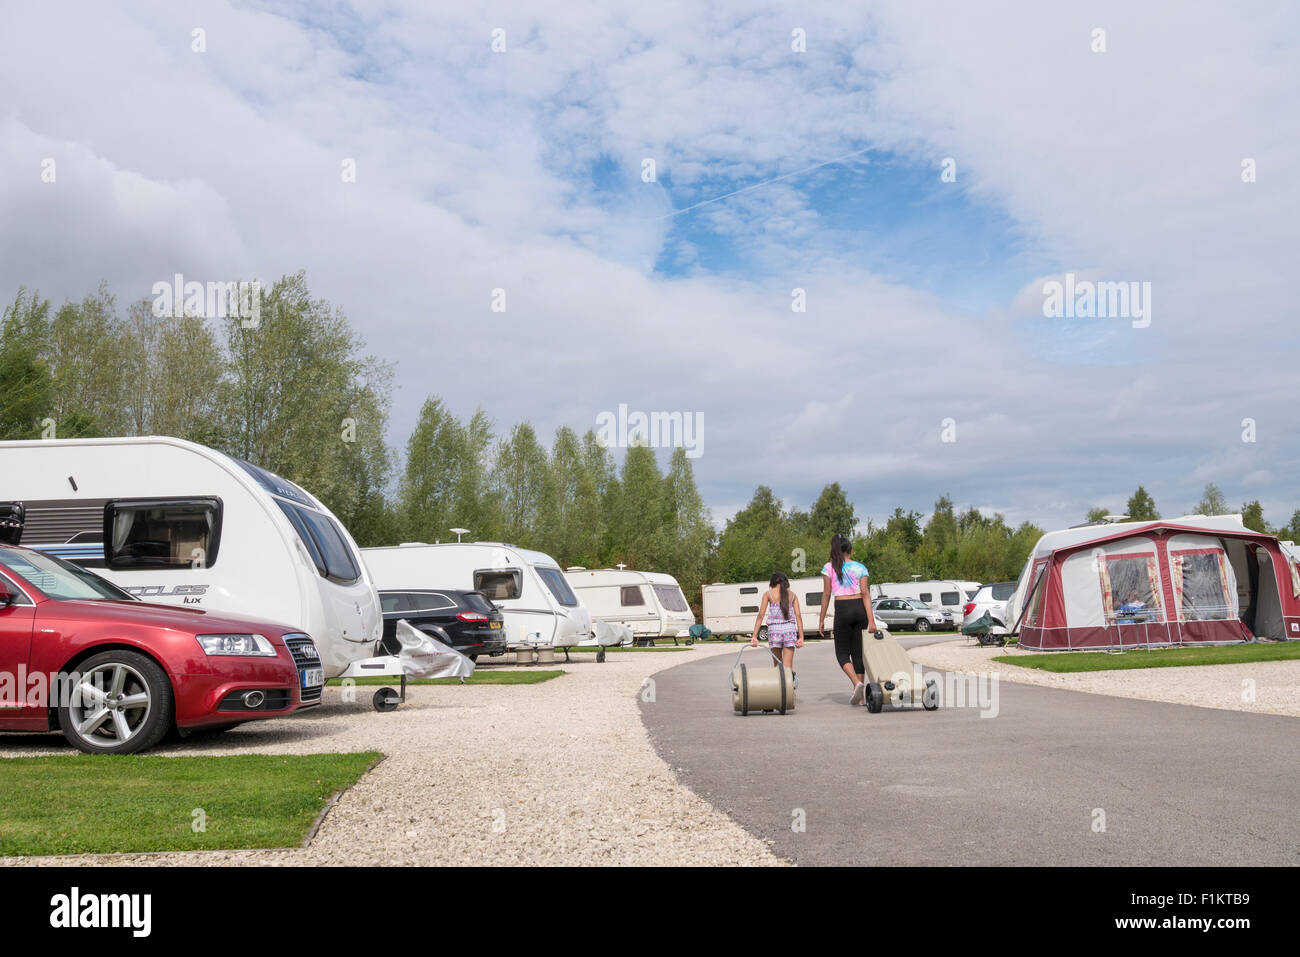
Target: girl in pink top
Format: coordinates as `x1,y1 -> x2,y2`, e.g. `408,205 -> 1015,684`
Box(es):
818,533 -> 880,704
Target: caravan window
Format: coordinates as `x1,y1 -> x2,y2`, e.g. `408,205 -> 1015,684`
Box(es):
940,591 -> 960,606
474,569 -> 522,600
104,498 -> 222,569
1171,551 -> 1232,621
805,591 -> 822,606
276,501 -> 360,584
653,585 -> 690,613
1025,563 -> 1048,627
1100,554 -> 1163,623
739,586 -> 758,595
537,567 -> 579,607
620,585 -> 645,607
919,592 -> 933,603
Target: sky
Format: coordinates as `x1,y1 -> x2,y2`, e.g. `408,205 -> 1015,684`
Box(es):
1,1 -> 1298,533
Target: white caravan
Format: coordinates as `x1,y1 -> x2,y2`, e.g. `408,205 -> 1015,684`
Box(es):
871,579 -> 977,621
362,543 -> 602,651
563,568 -> 695,643
703,577 -> 880,638
0,436 -> 382,678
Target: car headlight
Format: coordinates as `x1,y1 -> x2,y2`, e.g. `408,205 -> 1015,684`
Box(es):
195,633 -> 277,657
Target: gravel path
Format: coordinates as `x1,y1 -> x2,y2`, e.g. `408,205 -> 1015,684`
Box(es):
910,638 -> 1300,717
1,643 -> 785,866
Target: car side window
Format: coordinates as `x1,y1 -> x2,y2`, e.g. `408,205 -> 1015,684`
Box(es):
406,592 -> 456,613
0,571 -> 34,606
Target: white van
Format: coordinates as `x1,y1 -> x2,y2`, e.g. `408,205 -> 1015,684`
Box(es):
0,436 -> 382,678
871,579 -> 976,622
703,577 -> 858,638
563,568 -> 695,643
362,543 -> 603,652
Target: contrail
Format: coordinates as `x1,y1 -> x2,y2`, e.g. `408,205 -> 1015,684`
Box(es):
656,145 -> 873,220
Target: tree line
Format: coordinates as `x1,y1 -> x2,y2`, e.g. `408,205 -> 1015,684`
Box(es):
4,275 -> 1297,611
1085,484 -> 1300,541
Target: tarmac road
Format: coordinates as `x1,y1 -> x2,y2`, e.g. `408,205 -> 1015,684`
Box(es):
639,635 -> 1300,866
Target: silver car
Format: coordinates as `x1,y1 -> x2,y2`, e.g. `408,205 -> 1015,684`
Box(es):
961,581 -> 1017,638
872,597 -> 953,632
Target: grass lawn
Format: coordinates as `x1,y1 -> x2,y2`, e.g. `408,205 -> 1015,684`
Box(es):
995,642 -> 1300,673
328,670 -> 563,686
0,751 -> 381,856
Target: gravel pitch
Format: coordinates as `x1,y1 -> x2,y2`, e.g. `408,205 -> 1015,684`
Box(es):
910,639 -> 1300,717
1,643 -> 785,866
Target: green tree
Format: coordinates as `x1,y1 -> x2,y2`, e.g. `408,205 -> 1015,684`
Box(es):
1084,506 -> 1109,523
489,422 -> 551,546
47,283 -> 132,436
219,272 -> 393,530
808,483 -> 857,540
0,289 -> 55,439
1240,500 -> 1269,533
713,486 -> 792,583
1193,482 -> 1228,516
1126,486 -> 1159,521
608,442 -> 665,568
546,426 -> 604,566
658,447 -> 713,603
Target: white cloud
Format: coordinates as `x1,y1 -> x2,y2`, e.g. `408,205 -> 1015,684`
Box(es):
0,1 -> 1297,534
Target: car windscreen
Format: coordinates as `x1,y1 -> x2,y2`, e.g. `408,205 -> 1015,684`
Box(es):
652,584 -> 690,612
276,500 -> 360,584
0,547 -> 134,601
536,566 -> 578,607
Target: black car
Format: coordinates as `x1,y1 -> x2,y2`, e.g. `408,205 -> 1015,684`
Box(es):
379,589 -> 507,661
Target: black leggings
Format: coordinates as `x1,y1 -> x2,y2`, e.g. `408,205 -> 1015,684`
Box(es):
832,597 -> 868,673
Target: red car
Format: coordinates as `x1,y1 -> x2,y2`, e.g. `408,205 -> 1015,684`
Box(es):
0,544 -> 323,754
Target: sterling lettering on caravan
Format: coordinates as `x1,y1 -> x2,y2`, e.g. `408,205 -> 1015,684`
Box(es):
49,887 -> 152,938
595,403 -> 704,458
151,273 -> 261,327
1041,272 -> 1152,328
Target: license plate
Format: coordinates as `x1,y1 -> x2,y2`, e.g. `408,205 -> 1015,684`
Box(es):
489,621 -> 502,629
301,668 -> 324,689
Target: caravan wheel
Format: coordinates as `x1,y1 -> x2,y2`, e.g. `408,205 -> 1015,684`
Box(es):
922,680 -> 939,711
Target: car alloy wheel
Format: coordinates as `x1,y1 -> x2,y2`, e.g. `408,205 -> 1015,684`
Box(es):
916,619 -> 931,632
59,650 -> 174,754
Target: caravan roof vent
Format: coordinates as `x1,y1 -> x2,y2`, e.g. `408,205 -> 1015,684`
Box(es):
567,566 -> 587,571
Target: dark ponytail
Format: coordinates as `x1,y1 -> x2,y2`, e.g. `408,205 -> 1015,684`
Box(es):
830,533 -> 852,585
770,572 -> 790,620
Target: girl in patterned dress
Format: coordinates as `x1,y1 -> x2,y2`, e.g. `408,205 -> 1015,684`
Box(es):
750,571 -> 804,670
